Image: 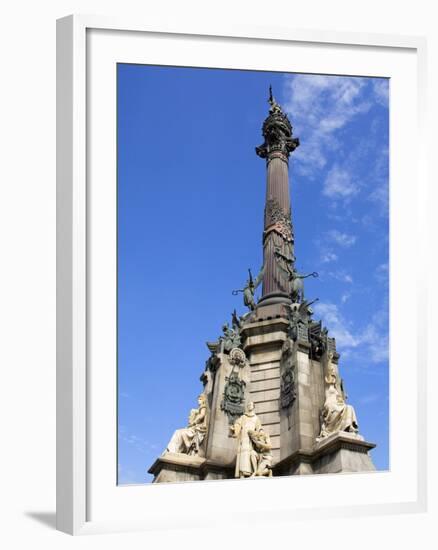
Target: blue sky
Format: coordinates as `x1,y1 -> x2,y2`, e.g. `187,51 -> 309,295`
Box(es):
117,64 -> 389,484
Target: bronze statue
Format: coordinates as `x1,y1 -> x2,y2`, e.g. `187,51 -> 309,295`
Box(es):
232,266 -> 265,311
268,85 -> 282,115
286,298 -> 318,341
220,322 -> 241,353
275,248 -> 318,303
231,309 -> 242,332
256,86 -> 300,159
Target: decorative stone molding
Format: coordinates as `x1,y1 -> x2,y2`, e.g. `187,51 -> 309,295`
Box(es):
314,431 -> 374,455
229,347 -> 247,368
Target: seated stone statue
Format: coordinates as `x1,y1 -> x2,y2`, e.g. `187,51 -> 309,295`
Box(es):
317,357 -> 359,440
165,394 -> 208,456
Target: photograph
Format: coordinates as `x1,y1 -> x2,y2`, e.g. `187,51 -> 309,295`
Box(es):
116,64 -> 389,484
1,0 -> 432,544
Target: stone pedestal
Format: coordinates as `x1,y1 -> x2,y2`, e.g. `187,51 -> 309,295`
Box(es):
273,432 -> 376,476
313,432 -> 376,474
148,453 -> 233,483
148,453 -> 205,483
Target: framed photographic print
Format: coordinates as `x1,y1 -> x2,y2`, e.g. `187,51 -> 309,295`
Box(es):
57,15 -> 427,535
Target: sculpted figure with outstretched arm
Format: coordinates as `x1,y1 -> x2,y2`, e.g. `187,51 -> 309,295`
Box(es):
232,266 -> 265,312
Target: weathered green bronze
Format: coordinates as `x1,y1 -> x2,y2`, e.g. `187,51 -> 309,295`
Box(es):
280,365 -> 296,410
256,86 -> 300,160
275,247 -> 318,303
221,368 -> 246,424
232,266 -> 265,311
219,323 -> 242,353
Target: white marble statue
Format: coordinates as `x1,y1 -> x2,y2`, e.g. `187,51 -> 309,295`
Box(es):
165,394 -> 208,456
230,402 -> 273,478
230,402 -> 261,477
317,354 -> 359,440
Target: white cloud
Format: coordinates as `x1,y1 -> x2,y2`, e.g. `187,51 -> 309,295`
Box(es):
359,322 -> 389,363
323,165 -> 359,200
327,229 -> 357,247
369,184 -> 389,210
282,74 -> 389,216
313,302 -> 388,364
359,393 -> 380,405
321,250 -> 338,263
283,75 -> 371,176
314,302 -> 360,349
329,270 -> 353,284
366,145 -> 389,213
119,428 -> 159,455
375,262 -> 389,284
372,79 -> 389,106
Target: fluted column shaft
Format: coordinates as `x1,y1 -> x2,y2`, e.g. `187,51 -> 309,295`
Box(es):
260,152 -> 294,302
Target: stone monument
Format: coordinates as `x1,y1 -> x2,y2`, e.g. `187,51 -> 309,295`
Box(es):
148,87 -> 376,483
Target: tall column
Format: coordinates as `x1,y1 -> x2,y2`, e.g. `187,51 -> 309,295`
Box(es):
256,87 -> 299,306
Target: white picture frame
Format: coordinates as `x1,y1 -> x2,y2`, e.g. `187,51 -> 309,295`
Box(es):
56,14 -> 428,535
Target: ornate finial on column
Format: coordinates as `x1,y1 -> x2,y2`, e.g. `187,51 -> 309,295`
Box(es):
269,84 -> 273,104
256,87 -> 300,162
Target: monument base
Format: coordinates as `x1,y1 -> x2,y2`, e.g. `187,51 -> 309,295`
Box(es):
313,432 -> 376,474
148,452 -> 234,483
273,432 -> 376,476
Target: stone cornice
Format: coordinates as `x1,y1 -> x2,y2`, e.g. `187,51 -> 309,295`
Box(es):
241,316 -> 290,337
148,453 -> 206,476
273,433 -> 376,475
148,453 -> 235,479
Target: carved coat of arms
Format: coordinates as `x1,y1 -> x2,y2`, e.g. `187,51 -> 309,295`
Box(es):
221,348 -> 247,423
280,364 -> 296,409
